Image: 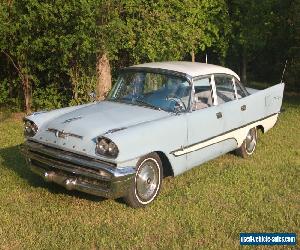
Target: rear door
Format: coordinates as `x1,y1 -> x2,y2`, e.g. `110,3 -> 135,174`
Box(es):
214,74 -> 245,131
184,74 -> 246,170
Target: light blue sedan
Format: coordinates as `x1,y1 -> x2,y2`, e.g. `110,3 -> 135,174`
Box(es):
21,62 -> 284,207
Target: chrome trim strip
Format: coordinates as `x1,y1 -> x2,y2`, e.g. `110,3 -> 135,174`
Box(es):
47,128 -> 83,139
104,127 -> 127,135
23,141 -> 122,174
63,116 -> 82,123
27,139 -> 116,165
170,113 -> 279,156
29,152 -> 109,181
122,67 -> 193,81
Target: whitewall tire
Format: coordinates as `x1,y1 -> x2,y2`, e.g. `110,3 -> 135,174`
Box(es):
235,127 -> 258,158
124,153 -> 163,208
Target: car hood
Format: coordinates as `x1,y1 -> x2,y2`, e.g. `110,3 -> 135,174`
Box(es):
42,101 -> 169,140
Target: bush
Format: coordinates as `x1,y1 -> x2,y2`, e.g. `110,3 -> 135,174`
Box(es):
32,84 -> 68,111
0,79 -> 23,110
69,75 -> 97,106
0,79 -> 9,105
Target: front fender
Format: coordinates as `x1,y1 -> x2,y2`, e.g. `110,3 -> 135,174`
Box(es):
25,103 -> 94,129
108,114 -> 188,165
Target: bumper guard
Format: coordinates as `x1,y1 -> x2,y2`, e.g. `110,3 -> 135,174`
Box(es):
21,140 -> 135,199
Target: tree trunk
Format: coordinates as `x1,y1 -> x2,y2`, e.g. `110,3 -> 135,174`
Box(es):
241,48 -> 247,85
6,58 -> 13,98
70,66 -> 79,101
9,79 -> 13,98
23,74 -> 31,114
2,51 -> 31,113
191,50 -> 195,62
96,52 -> 112,100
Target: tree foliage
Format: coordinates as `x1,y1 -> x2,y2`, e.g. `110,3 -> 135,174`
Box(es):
105,0 -> 230,63
286,0 -> 300,87
0,0 -> 298,112
226,0 -> 296,85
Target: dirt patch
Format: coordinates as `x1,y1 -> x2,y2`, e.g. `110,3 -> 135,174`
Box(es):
12,112 -> 25,121
0,111 -> 25,122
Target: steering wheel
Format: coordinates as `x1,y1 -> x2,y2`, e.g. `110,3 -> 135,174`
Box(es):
166,95 -> 187,112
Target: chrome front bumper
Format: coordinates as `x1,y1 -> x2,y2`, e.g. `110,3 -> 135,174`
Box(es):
21,140 -> 135,199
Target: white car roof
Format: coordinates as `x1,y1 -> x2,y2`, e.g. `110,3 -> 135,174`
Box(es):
130,61 -> 240,81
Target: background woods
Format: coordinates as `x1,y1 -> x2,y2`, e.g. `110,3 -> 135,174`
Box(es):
0,0 -> 298,113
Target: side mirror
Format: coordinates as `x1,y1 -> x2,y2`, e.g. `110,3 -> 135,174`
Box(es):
173,102 -> 185,114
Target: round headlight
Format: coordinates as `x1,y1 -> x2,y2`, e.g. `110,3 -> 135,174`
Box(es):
108,141 -> 119,156
96,137 -> 119,158
96,138 -> 109,154
24,119 -> 38,137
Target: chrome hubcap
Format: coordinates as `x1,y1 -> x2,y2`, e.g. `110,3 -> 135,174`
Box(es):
136,160 -> 159,201
245,129 -> 257,154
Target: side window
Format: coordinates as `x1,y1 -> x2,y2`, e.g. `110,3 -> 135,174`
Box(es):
193,76 -> 213,110
234,78 -> 247,98
214,75 -> 236,104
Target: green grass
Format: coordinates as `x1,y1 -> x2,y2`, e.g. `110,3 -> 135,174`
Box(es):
0,94 -> 299,250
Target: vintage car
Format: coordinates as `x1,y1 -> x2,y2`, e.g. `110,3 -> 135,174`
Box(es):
21,62 -> 284,207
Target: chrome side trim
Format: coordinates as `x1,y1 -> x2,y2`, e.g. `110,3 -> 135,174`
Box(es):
170,113 -> 279,156
63,116 -> 82,123
122,67 -> 193,81
104,127 -> 127,135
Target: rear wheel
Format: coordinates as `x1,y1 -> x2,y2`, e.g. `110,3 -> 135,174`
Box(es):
235,127 -> 258,158
124,153 -> 162,208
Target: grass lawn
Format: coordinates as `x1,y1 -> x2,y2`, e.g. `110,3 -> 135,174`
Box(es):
0,94 -> 299,249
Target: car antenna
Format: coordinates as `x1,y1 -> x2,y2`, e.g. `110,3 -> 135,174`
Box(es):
280,59 -> 288,83
205,53 -> 208,64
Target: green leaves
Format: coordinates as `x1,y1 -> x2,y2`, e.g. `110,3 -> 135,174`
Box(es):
0,0 -> 234,111
228,0 -> 278,51
106,0 -> 230,63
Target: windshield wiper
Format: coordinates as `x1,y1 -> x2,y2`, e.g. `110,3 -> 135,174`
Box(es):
135,99 -> 161,111
108,97 -> 162,111
108,97 -> 131,104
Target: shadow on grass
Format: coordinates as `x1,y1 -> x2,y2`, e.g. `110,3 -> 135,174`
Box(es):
282,93 -> 300,107
0,144 -> 117,204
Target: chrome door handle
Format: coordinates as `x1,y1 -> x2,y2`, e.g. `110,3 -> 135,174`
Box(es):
241,105 -> 246,111
216,112 -> 222,119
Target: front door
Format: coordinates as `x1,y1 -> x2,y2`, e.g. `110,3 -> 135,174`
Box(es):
185,74 -> 243,170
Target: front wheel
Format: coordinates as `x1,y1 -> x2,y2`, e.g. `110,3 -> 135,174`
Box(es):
124,153 -> 163,208
235,127 -> 258,158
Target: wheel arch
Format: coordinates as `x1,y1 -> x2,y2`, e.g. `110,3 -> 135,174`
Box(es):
256,124 -> 265,133
155,151 -> 174,177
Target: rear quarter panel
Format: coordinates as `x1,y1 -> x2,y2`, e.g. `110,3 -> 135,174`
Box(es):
235,83 -> 284,145
241,83 -> 284,124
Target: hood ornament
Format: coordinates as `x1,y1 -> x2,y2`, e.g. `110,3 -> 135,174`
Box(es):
55,130 -> 66,139
47,128 -> 83,139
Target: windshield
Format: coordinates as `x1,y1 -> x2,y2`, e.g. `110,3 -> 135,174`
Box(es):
108,71 -> 191,112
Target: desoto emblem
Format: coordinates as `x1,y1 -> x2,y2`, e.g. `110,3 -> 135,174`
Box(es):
47,128 -> 83,139
55,130 -> 67,138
